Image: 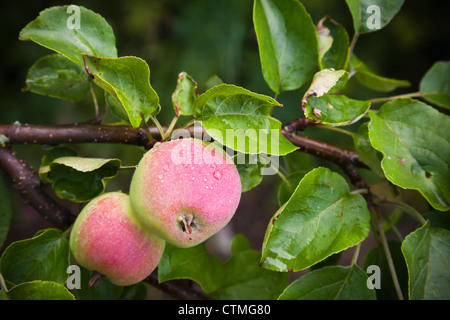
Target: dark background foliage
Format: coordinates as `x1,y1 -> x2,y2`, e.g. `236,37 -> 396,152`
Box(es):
1,0 -> 449,263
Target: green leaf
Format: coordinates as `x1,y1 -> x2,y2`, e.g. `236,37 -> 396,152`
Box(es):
419,61 -> 450,109
158,242 -> 224,293
352,122 -> 384,177
172,72 -> 198,116
194,84 -> 298,155
205,75 -> 224,91
253,0 -> 318,94
304,95 -> 370,125
19,5 -> 117,66
40,156 -> 121,202
0,171 -> 12,249
363,241 -> 408,300
350,55 -> 411,92
23,54 -> 90,102
302,69 -> 370,126
230,233 -> 252,255
0,228 -> 70,285
211,234 -> 289,300
317,16 -> 350,70
281,150 -> 314,174
278,265 -> 376,300
105,92 -> 130,123
83,55 -> 160,128
261,167 -> 371,272
6,280 -> 75,300
345,0 -> 405,34
277,171 -> 307,206
368,98 -> 450,211
39,146 -> 78,183
401,222 -> 450,299
235,154 -> 266,193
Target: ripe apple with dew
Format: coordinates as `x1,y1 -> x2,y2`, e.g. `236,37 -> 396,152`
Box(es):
69,192 -> 165,286
129,138 -> 242,248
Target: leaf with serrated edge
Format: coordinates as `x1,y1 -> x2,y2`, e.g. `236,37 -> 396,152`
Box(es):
41,157 -> 121,202
302,69 -> 370,126
261,167 -> 370,272
0,229 -> 70,285
6,280 -> 75,300
194,84 -> 298,155
401,222 -> 450,299
158,243 -> 224,294
83,55 -> 159,128
419,61 -> 450,109
368,98 -> 450,211
24,54 -> 90,102
253,0 -> 318,94
278,265 -> 376,300
319,17 -> 350,70
172,72 -> 198,116
345,0 -> 405,34
19,5 -> 117,66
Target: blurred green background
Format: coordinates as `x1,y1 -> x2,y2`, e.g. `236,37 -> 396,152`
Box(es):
1,0 -> 449,259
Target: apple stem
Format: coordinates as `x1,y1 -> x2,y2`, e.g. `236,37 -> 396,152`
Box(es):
88,271 -> 102,288
178,214 -> 194,234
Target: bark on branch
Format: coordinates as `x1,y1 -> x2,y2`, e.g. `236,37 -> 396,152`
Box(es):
0,147 -> 76,229
0,121 -> 365,168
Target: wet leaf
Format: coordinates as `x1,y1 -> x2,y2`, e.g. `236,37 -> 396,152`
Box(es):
24,54 -> 90,102
261,167 -> 371,272
19,5 -> 117,66
253,0 -> 318,94
419,61 -> 450,109
83,55 -> 160,128
401,223 -> 450,299
368,98 -> 450,211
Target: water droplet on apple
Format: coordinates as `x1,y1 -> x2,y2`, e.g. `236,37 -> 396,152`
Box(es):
213,170 -> 222,180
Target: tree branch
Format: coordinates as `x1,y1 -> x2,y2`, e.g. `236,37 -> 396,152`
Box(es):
281,118 -> 367,169
0,147 -> 76,229
0,123 -> 156,149
1,121 -> 366,168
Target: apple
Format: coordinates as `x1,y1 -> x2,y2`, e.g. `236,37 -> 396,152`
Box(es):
129,138 -> 241,248
69,192 -> 165,286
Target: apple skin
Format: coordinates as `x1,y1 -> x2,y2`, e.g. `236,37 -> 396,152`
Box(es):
69,192 -> 165,286
129,138 -> 242,248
